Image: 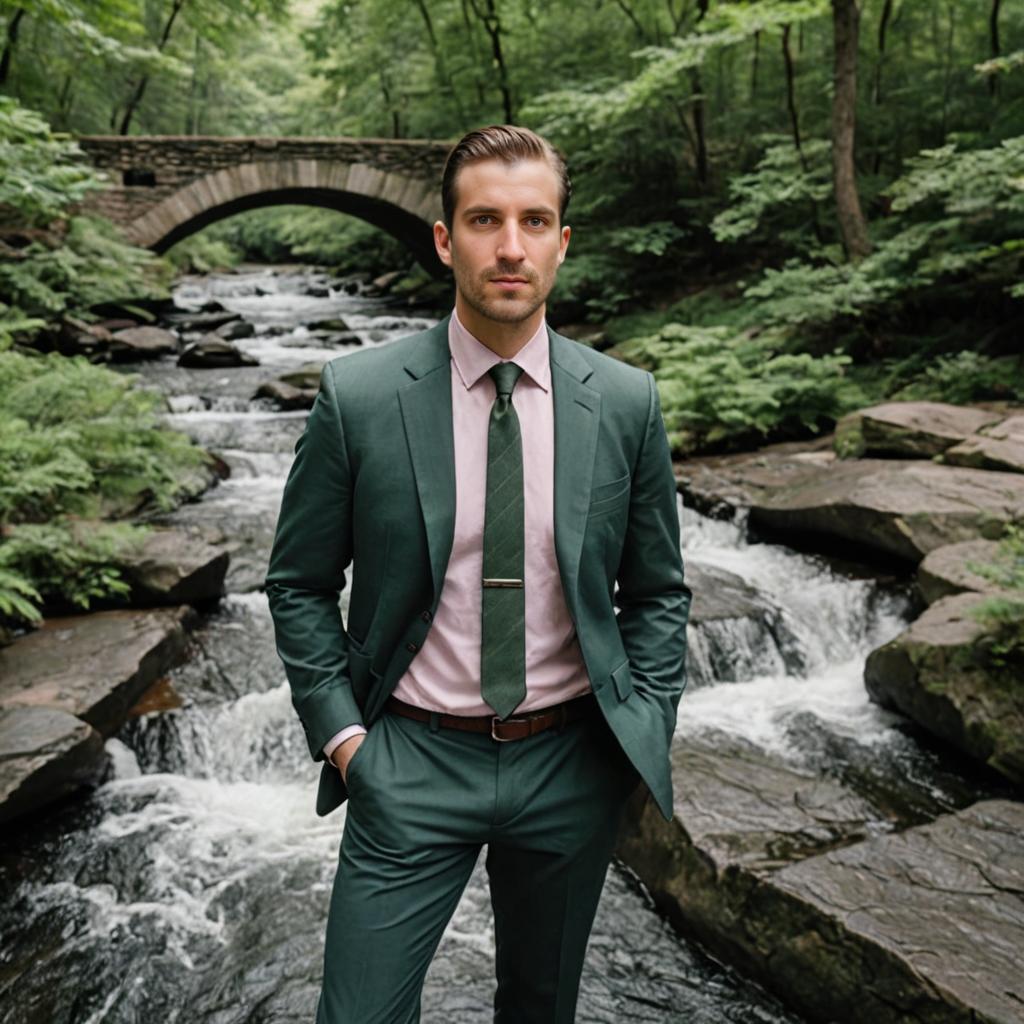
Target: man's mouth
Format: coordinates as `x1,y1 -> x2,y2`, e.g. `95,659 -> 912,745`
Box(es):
490,276 -> 529,286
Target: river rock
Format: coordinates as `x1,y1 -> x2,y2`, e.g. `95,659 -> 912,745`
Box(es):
117,526 -> 229,605
864,592 -> 1023,785
55,316 -> 114,359
162,309 -> 240,332
677,436 -> 838,518
0,606 -> 195,738
749,460 -> 1024,564
917,539 -> 1009,603
944,414 -> 1024,474
834,401 -> 1003,459
617,739 -> 1024,1024
178,335 -> 259,368
309,317 -> 352,333
0,706 -> 106,826
214,318 -> 256,341
108,326 -> 179,361
369,270 -> 403,294
683,563 -> 803,684
255,379 -> 316,410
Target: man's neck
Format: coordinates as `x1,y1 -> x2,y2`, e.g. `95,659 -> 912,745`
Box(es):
453,295 -> 545,360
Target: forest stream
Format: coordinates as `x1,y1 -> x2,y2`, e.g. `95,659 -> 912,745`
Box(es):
0,266 -> 1011,1024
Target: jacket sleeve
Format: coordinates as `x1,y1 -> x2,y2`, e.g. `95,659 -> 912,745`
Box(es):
263,360 -> 363,762
614,371 -> 692,747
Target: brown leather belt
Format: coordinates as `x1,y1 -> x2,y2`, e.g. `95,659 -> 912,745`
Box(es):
383,692 -> 598,742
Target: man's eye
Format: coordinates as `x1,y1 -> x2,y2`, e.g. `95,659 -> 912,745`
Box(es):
526,217 -> 545,227
474,215 -> 494,225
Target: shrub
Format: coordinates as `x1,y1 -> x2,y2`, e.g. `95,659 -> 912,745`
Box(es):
613,322 -> 865,454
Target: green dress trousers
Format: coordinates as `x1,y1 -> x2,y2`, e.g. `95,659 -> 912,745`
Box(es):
316,697 -> 640,1023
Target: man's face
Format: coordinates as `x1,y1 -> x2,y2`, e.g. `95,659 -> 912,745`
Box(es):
434,157 -> 571,326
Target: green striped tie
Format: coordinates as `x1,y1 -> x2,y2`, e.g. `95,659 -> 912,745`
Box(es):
481,361 -> 526,720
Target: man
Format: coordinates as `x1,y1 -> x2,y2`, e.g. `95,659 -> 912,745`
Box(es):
264,124 -> 691,1023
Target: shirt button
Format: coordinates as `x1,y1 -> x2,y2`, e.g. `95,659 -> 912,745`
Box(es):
406,641 -> 418,653
420,611 -> 432,622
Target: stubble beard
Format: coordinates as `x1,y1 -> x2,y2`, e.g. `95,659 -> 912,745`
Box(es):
454,259 -> 555,327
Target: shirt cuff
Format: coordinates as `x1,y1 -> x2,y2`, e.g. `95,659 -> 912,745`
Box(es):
323,723 -> 368,766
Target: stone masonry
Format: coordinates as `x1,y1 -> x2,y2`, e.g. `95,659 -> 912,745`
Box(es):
74,135 -> 452,268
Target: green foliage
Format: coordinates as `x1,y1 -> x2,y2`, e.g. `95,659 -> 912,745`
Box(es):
737,135 -> 1024,330
613,323 -> 864,454
0,350 -> 210,526
164,231 -> 244,274
968,525 -> 1024,665
0,94 -> 106,226
0,215 -> 171,321
710,136 -> 833,251
184,206 -> 411,278
0,518 -> 145,620
0,349 -> 210,625
890,351 -> 1024,404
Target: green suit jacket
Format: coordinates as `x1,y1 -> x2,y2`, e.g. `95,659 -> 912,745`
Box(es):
264,314 -> 691,822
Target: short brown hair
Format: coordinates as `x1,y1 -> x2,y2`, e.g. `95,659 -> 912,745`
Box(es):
441,125 -> 572,228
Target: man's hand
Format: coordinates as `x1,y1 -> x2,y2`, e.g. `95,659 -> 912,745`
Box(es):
332,732 -> 367,786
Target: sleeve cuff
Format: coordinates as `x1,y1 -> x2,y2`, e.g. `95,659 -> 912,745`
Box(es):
323,723 -> 368,764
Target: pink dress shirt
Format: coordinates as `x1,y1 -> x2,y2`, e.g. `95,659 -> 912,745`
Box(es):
322,309 -> 592,765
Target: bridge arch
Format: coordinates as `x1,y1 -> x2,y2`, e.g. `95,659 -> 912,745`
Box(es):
126,160 -> 444,273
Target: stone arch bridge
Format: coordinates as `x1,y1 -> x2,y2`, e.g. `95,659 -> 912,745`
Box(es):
74,135 -> 453,273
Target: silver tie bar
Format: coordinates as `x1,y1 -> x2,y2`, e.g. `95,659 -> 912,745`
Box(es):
482,578 -> 524,588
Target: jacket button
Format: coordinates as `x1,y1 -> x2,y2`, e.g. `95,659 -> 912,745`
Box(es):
406,641 -> 418,653
420,610 -> 432,622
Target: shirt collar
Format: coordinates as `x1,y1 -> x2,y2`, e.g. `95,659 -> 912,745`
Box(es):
448,307 -> 551,393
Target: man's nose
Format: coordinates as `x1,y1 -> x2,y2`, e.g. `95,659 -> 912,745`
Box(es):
495,222 -> 527,262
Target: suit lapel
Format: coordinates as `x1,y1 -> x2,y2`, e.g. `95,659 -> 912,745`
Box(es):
397,318 -> 599,612
398,316 -> 456,601
548,328 -> 600,613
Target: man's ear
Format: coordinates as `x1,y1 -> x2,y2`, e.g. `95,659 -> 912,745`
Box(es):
434,220 -> 453,268
557,224 -> 571,265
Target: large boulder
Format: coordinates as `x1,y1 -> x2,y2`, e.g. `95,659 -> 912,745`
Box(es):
0,706 -> 106,826
108,326 -> 179,361
255,362 -> 324,409
834,401 -> 1003,459
0,606 -> 195,737
944,414 -> 1024,474
117,526 -> 230,605
617,739 -> 1024,1024
864,592 -> 1023,786
917,538 -> 1011,604
178,335 -> 259,368
748,460 -> 1024,564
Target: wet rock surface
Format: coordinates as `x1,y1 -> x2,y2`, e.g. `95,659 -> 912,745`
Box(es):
118,525 -> 230,605
618,741 -> 1024,1024
864,592 -> 1023,787
679,443 -> 1024,564
0,606 -> 195,737
0,707 -> 106,826
108,325 -> 179,360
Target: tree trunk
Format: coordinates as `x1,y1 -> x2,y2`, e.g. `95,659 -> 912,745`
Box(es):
831,0 -> 872,260
751,29 -> 760,101
119,0 -> 188,135
870,0 -> 893,174
781,23 -> 805,165
469,0 -> 513,123
989,0 -> 1002,97
0,6 -> 25,87
412,0 -> 465,120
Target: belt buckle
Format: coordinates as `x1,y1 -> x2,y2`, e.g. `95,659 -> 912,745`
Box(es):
491,715 -> 521,742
